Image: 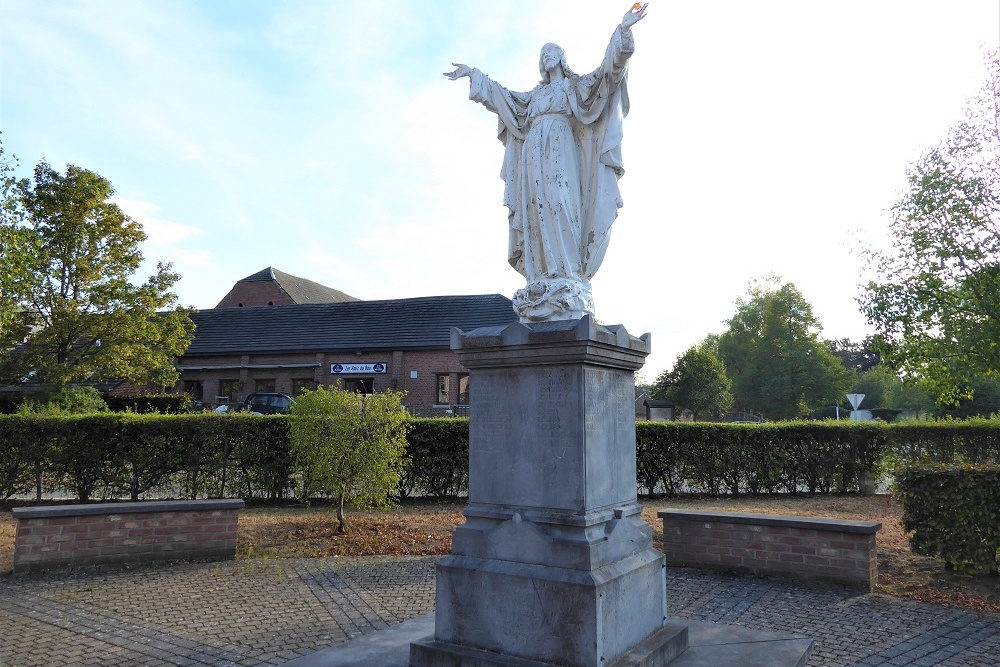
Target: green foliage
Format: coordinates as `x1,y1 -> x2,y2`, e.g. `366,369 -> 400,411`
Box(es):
289,387 -> 409,532
18,386 -> 109,415
860,50 -> 1000,406
104,394 -> 194,414
652,342 -> 733,420
0,160 -> 195,388
931,375 -> 1000,419
0,137 -> 36,343
718,277 -> 854,420
897,464 -> 1000,574
636,421 -> 886,496
827,337 -> 881,374
0,413 -> 293,506
400,418 -> 469,498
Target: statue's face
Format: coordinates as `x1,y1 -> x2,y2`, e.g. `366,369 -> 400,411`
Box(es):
540,43 -> 562,72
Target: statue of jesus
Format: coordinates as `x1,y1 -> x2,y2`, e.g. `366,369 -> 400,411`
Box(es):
445,3 -> 647,323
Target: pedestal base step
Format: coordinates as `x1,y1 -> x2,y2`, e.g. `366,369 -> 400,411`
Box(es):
410,622 -> 688,667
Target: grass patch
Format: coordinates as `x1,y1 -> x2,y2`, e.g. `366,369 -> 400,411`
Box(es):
3,495 -> 997,615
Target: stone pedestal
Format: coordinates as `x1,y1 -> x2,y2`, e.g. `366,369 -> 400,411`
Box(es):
411,317 -> 685,667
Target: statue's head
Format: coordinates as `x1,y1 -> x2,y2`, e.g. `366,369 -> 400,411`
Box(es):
538,43 -> 575,82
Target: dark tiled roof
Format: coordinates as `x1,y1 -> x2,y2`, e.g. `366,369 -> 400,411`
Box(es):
184,294 -> 517,356
240,267 -> 360,304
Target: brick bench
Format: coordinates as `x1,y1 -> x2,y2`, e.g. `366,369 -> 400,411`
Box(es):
12,499 -> 244,573
658,509 -> 881,591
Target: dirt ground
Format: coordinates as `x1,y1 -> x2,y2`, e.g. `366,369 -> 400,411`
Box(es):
3,495 -> 997,614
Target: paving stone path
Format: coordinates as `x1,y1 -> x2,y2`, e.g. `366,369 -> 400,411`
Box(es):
0,556 -> 996,667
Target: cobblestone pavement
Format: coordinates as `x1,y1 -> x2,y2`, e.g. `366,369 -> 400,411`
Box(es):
1,557 -> 997,667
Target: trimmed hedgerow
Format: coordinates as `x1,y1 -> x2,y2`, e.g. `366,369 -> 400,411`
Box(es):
3,414 -> 998,507
635,421 -> 887,496
400,418 -> 469,499
897,464 -> 1000,574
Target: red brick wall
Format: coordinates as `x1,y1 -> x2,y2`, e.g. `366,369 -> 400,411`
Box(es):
216,282 -> 295,308
178,348 -> 471,416
658,510 -> 880,591
13,500 -> 243,573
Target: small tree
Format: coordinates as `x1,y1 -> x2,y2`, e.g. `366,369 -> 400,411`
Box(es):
289,386 -> 409,533
652,342 -> 733,421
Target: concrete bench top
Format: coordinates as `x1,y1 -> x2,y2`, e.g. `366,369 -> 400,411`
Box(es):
12,499 -> 245,520
657,509 -> 881,534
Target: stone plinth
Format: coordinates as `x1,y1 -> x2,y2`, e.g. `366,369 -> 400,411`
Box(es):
411,318 -> 683,667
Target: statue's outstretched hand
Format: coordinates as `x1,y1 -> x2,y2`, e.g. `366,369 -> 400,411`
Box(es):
622,3 -> 648,30
444,64 -> 473,80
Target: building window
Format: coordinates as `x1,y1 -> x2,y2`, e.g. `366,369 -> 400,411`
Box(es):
457,374 -> 470,406
218,380 -> 239,403
436,374 -> 451,405
255,379 -> 276,392
344,378 -> 374,395
292,379 -> 314,396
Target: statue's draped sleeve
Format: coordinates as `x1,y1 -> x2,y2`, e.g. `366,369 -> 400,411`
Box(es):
468,68 -> 532,274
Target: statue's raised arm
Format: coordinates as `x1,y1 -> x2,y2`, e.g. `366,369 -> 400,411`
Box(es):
445,3 -> 647,323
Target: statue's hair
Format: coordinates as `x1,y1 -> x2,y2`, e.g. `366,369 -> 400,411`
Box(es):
538,43 -> 578,83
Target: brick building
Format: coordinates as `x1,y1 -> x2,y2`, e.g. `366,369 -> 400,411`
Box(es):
175,287 -> 518,417
215,267 -> 360,308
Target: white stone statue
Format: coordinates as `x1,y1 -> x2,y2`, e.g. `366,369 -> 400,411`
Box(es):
445,4 -> 647,323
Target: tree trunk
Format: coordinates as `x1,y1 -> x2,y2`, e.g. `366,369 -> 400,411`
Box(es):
336,492 -> 347,534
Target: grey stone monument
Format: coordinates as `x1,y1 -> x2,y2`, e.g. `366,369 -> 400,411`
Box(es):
410,318 -> 687,666
412,5 -> 812,665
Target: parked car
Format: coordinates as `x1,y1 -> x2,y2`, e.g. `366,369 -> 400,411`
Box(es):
236,392 -> 294,415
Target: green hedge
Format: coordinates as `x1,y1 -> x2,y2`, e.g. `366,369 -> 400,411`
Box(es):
897,464 -> 1000,574
636,422 -> 887,496
0,413 -> 292,505
883,420 -> 1000,464
3,415 -> 999,507
399,418 -> 469,499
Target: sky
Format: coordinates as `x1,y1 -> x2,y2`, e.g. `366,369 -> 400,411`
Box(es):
2,0 -> 998,382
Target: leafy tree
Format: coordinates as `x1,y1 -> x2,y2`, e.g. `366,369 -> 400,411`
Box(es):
0,161 -> 194,388
289,386 -> 409,533
932,375 -> 1000,419
860,50 -> 1000,406
718,277 -> 853,420
652,341 -> 733,421
827,337 -> 881,374
0,138 -> 35,341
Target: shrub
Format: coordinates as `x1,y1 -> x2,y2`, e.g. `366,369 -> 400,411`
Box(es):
897,464 -> 1000,574
636,421 -> 885,496
105,394 -> 193,414
19,386 -> 109,415
289,387 -> 409,533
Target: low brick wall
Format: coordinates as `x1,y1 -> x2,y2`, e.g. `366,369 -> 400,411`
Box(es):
12,499 -> 244,573
658,509 -> 881,591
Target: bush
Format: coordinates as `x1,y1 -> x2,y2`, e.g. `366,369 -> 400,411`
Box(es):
401,418 -> 469,499
19,386 -> 109,415
105,394 -> 194,414
289,387 -> 409,532
636,422 -> 886,496
897,464 -> 1000,574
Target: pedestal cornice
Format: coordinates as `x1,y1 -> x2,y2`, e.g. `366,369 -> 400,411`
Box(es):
451,316 -> 650,371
